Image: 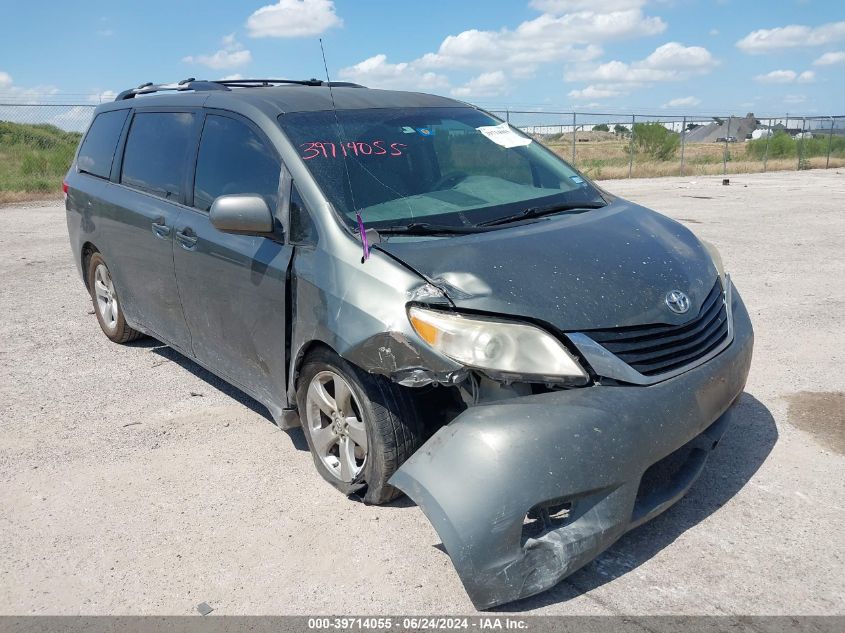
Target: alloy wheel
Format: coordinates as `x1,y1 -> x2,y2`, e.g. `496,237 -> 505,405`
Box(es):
93,263 -> 119,330
305,370 -> 368,482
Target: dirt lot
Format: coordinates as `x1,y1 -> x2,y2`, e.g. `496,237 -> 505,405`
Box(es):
1,171 -> 844,615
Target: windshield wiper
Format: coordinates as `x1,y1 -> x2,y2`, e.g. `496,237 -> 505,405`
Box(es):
479,201 -> 606,227
375,222 -> 489,235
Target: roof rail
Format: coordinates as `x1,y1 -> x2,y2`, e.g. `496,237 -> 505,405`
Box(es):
214,79 -> 366,89
115,79 -> 230,100
115,78 -> 366,101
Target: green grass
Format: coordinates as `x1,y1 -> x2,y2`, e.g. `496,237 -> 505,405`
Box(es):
746,131 -> 845,160
0,121 -> 82,197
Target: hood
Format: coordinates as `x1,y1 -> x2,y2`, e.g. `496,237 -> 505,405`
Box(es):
375,199 -> 719,331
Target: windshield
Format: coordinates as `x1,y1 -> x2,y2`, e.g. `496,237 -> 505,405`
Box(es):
278,106 -> 605,230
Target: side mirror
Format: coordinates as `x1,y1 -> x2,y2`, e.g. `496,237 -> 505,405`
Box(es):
209,194 -> 274,236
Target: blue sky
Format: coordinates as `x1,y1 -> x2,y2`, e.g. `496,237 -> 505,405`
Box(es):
2,0 -> 844,115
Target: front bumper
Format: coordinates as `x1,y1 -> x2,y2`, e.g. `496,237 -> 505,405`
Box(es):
390,285 -> 753,609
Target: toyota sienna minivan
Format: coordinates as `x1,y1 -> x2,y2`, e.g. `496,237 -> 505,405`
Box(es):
65,78 -> 753,609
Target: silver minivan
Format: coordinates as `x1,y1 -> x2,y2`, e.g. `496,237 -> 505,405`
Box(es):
65,78 -> 753,608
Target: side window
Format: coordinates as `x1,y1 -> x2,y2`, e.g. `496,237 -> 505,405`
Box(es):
193,114 -> 281,212
121,112 -> 195,201
77,109 -> 129,179
289,184 -> 317,245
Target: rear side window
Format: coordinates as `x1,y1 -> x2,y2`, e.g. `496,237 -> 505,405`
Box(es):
121,112 -> 195,201
77,109 -> 129,179
193,114 -> 281,212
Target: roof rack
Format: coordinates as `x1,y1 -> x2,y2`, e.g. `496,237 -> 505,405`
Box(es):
115,78 -> 366,101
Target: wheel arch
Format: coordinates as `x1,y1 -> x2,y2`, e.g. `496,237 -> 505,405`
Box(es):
80,241 -> 100,290
288,338 -> 340,403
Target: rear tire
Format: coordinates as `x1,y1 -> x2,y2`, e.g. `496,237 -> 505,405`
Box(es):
296,348 -> 424,505
86,252 -> 144,344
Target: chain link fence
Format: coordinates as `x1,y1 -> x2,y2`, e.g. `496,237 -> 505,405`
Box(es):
0,104 -> 95,200
493,110 -> 845,180
1,101 -> 843,201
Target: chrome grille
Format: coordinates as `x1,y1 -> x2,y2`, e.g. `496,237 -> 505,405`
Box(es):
584,281 -> 728,376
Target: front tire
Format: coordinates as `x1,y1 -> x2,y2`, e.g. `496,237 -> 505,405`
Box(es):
86,252 -> 144,344
296,348 -> 424,504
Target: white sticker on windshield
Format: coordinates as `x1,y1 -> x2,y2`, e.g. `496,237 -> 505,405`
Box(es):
476,122 -> 532,148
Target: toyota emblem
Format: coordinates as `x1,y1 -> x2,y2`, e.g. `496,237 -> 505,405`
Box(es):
665,290 -> 691,314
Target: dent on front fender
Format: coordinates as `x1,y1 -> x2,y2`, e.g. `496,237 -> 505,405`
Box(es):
343,330 -> 467,387
288,243 -> 466,406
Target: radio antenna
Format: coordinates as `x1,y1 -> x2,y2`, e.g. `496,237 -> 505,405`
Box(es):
320,38 -> 368,262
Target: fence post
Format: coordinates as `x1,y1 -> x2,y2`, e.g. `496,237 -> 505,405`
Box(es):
826,117 -> 835,168
628,114 -> 635,178
797,117 -> 806,170
723,115 -> 731,175
763,117 -> 772,172
680,115 -> 686,176
505,108 -> 510,124
571,112 -> 577,164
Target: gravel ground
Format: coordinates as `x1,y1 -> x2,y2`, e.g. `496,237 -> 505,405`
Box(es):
1,170 -> 843,616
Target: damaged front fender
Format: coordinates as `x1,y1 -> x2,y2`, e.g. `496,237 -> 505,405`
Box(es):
390,293 -> 753,608
287,239 -> 467,407
343,330 -> 468,387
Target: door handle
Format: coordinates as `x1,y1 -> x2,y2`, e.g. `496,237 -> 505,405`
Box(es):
175,228 -> 198,250
151,219 -> 171,238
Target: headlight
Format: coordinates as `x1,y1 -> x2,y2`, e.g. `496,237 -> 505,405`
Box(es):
408,306 -> 588,384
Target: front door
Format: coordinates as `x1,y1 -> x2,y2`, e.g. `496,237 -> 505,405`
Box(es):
172,112 -> 293,407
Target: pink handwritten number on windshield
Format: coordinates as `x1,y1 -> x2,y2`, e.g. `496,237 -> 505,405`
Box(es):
300,141 -> 407,160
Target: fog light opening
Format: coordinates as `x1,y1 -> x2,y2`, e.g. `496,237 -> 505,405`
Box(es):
522,499 -> 573,542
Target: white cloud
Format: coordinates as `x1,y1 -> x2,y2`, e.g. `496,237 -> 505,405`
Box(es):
0,73 -> 60,103
566,42 -> 717,84
736,21 -> 845,54
89,90 -> 117,103
709,28 -> 719,36
338,2 -> 672,100
183,34 -> 252,70
753,69 -> 815,84
563,43 -> 717,101
754,69 -> 797,83
641,41 -> 716,69
221,73 -> 244,81
246,0 -> 342,38
416,9 -> 663,72
663,96 -> 701,108
50,106 -> 96,132
568,85 -> 622,99
813,50 -> 845,65
783,94 -> 806,105
338,1 -> 663,88
530,0 -> 645,11
451,71 -> 508,98
337,54 -> 450,91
